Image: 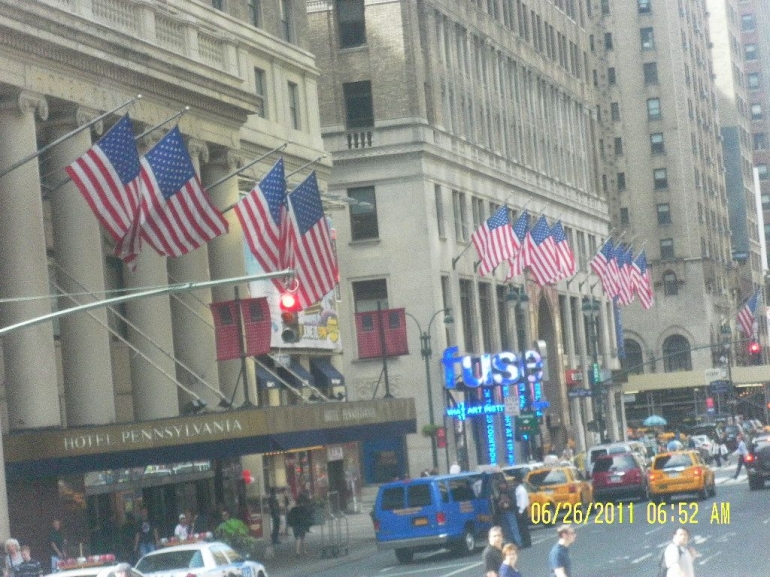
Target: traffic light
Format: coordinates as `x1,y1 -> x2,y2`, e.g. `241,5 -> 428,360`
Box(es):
279,292 -> 302,343
748,340 -> 762,365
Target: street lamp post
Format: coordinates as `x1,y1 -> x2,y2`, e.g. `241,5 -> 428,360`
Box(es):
720,324 -> 735,420
582,297 -> 606,443
406,308 -> 454,472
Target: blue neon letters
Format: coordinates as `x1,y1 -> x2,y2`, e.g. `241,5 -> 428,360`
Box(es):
442,346 -> 543,389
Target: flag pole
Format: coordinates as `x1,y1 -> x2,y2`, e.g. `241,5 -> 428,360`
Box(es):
286,154 -> 327,180
0,95 -> 141,180
218,142 -> 292,214
451,242 -> 475,270
44,106 -> 192,194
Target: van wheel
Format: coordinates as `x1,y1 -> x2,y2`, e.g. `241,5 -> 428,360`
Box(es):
454,527 -> 476,556
395,548 -> 414,564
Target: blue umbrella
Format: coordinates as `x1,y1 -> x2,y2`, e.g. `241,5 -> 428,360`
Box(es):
643,415 -> 667,427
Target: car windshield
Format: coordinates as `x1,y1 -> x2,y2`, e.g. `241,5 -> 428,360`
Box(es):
136,550 -> 204,572
654,454 -> 693,470
593,455 -> 637,473
528,469 -> 568,487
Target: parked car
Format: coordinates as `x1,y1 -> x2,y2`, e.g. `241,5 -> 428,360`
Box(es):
525,466 -> 593,508
372,471 -> 502,564
649,450 -> 715,501
45,562 -> 143,577
135,542 -> 267,577
591,452 -> 649,502
746,434 -> 770,490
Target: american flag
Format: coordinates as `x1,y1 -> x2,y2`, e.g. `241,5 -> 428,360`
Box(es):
234,159 -> 287,289
505,210 -> 530,280
138,127 -> 228,257
526,216 -> 559,286
590,239 -> 619,298
286,172 -> 338,309
65,115 -> 142,260
615,244 -> 635,306
630,250 -> 654,310
551,220 -> 576,281
737,291 -> 760,337
472,206 -> 518,276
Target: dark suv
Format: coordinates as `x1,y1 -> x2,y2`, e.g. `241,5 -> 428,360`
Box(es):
591,452 -> 649,502
746,434 -> 770,491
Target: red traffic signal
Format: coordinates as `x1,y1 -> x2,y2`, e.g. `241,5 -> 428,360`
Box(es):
242,469 -> 254,485
279,292 -> 301,313
749,341 -> 761,355
279,292 -> 301,343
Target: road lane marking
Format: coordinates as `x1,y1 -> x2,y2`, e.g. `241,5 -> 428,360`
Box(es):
645,526 -> 667,535
631,553 -> 653,564
697,550 -> 722,565
379,561 -> 480,576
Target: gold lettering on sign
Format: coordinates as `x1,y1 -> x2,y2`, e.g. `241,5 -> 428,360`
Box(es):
62,419 -> 243,452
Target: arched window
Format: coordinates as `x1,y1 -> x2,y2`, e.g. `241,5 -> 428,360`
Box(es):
663,334 -> 692,372
622,339 -> 644,374
663,271 -> 678,296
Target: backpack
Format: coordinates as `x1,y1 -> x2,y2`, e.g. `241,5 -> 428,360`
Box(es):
656,545 -> 681,577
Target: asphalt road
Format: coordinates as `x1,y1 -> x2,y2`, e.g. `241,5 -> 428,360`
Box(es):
296,464 -> 768,577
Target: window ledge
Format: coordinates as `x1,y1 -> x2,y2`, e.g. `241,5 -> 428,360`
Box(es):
339,44 -> 369,54
349,238 -> 381,247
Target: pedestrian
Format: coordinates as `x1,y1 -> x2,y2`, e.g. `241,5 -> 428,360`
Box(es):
14,546 -> 42,577
280,490 -> 290,536
709,436 -> 721,467
667,432 -> 684,451
174,514 -> 190,541
48,519 -> 66,573
117,514 -> 136,564
4,539 -> 23,577
499,543 -> 523,577
495,481 -> 521,547
662,527 -> 695,577
733,435 -> 749,478
287,492 -> 312,556
268,487 -> 281,546
481,526 -> 504,577
548,525 -> 576,577
216,510 -> 249,538
511,476 -> 531,548
134,507 -> 159,558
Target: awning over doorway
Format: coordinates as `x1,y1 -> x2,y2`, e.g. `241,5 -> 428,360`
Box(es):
256,364 -> 279,389
277,359 -> 314,388
310,357 -> 345,388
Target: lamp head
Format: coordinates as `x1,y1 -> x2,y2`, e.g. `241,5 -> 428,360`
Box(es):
443,308 -> 454,325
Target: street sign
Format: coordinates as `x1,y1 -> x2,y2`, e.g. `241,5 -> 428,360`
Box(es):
568,388 -> 592,398
504,395 -> 520,417
710,379 -> 732,394
515,413 -> 538,434
704,368 -> 726,384
532,399 -> 551,411
623,394 -> 636,403
589,362 -> 601,385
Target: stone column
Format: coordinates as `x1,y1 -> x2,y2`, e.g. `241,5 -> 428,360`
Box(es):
600,299 -> 619,441
167,139 -> 222,410
576,297 -> 598,445
45,107 -> 116,426
202,151 -> 253,406
563,294 -> 586,452
0,91 -> 61,430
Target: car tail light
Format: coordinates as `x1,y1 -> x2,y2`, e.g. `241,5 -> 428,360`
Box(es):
649,471 -> 658,482
568,485 -> 576,493
436,512 -> 447,525
373,519 -> 381,532
693,467 -> 702,477
745,454 -> 755,463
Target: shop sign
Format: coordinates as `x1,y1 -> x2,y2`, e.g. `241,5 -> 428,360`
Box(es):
442,347 -> 543,389
327,445 -> 344,461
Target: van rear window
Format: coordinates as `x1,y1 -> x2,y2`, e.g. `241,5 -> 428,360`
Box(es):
407,483 -> 432,508
380,487 -> 404,510
448,479 -> 475,501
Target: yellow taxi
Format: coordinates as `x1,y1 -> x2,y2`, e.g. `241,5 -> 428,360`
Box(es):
524,465 -> 593,508
648,450 -> 715,501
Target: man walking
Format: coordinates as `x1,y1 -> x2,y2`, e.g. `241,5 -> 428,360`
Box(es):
482,526 -> 504,577
662,527 -> 695,577
548,524 -> 576,577
48,520 -> 66,574
733,435 -> 749,479
134,508 -> 159,558
268,487 -> 281,545
495,481 -> 521,547
511,476 -> 531,548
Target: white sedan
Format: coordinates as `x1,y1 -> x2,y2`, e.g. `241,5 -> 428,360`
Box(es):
134,542 -> 267,577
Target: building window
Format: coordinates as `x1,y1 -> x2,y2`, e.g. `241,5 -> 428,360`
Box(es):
608,67 -> 616,84
352,279 -> 387,312
653,168 -> 668,189
745,44 -> 757,61
643,62 -> 658,84
663,271 -> 678,295
751,103 -> 763,120
435,184 -> 446,238
657,203 -> 671,225
348,186 -> 378,240
610,102 -> 620,121
453,190 -> 469,242
647,98 -> 661,120
614,136 -> 624,155
338,0 -> 366,48
604,32 -> 614,50
287,81 -> 300,129
620,207 -> 629,225
280,0 -> 294,43
748,72 -> 761,90
762,193 -> 770,210
640,27 -> 655,50
601,0 -> 610,15
662,334 -> 692,372
479,283 -> 493,351
741,13 -> 756,31
621,339 -> 644,374
254,67 -> 267,118
638,0 -> 651,13
650,132 -> 665,154
459,279 -> 477,352
660,238 -> 674,260
757,164 -> 768,179
248,0 -> 261,26
617,172 -> 627,190
754,133 -> 767,151
342,81 -> 374,129
212,0 -> 223,10
471,197 -> 485,229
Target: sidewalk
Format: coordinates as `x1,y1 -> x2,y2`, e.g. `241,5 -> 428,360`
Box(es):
256,489 -> 380,577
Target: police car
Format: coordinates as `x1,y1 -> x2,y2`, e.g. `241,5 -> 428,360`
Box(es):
135,542 -> 267,577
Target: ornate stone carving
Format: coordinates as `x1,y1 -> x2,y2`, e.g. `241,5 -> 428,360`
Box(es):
0,91 -> 49,120
209,150 -> 244,172
187,139 -> 210,164
76,106 -> 104,136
